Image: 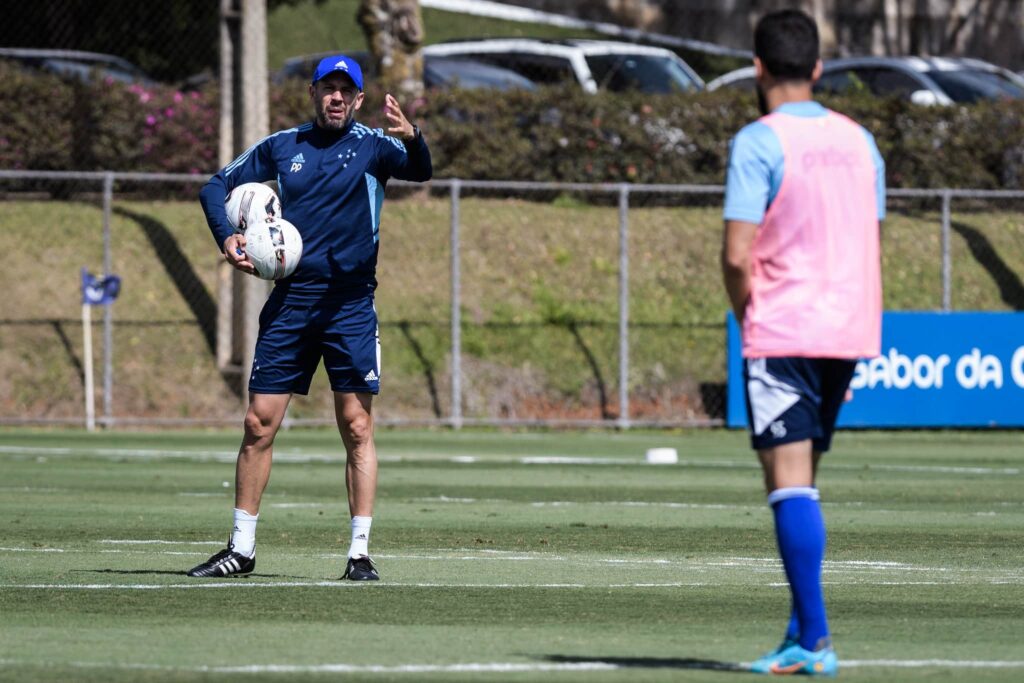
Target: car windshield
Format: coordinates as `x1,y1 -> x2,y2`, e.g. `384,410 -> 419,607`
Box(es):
924,69 -> 1024,103
585,54 -> 698,93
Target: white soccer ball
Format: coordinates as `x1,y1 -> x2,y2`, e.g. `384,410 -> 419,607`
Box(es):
244,218 -> 303,280
224,182 -> 282,232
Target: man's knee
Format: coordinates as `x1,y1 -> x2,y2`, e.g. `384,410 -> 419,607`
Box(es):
243,406 -> 280,445
340,410 -> 373,448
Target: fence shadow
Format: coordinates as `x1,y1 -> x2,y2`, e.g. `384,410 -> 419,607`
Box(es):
566,321 -> 613,419
952,221 -> 1024,310
396,320 -> 442,418
114,207 -> 217,354
51,320 -> 85,385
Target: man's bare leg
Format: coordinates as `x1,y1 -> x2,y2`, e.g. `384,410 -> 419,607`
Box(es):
335,392 -> 379,579
186,392 -> 290,577
335,392 -> 377,517
235,392 -> 292,514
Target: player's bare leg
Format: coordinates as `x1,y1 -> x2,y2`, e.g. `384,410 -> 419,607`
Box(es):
758,439 -> 814,492
235,392 -> 292,513
751,438 -> 833,673
186,392 -> 290,577
335,391 -> 380,580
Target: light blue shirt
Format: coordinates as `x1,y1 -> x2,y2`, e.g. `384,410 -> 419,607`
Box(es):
723,101 -> 886,224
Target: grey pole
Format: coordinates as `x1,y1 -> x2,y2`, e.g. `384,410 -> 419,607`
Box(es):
102,171 -> 114,424
239,0 -> 271,388
617,184 -> 630,429
450,179 -> 463,429
941,190 -> 952,312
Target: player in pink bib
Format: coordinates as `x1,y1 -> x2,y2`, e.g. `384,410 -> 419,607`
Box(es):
721,10 -> 884,676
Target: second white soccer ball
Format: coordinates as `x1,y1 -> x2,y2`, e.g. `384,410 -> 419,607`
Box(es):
244,218 -> 303,280
224,182 -> 281,232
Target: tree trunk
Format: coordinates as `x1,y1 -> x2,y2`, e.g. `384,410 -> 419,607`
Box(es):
357,0 -> 424,98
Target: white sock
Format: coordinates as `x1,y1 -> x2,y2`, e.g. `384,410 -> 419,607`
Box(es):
230,508 -> 258,558
348,516 -> 372,559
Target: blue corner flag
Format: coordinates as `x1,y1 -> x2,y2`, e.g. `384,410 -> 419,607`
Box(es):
81,268 -> 121,305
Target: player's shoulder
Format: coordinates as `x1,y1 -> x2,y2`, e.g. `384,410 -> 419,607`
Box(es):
352,122 -> 406,151
730,118 -> 782,162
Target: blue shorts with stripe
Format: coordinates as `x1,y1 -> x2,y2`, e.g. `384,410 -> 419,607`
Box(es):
743,357 -> 857,452
249,289 -> 380,395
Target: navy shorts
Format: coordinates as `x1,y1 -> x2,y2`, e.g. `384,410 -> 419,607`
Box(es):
249,291 -> 380,395
743,357 -> 857,452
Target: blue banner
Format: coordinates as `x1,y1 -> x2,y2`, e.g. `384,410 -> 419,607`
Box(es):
81,268 -> 121,306
727,312 -> 1024,428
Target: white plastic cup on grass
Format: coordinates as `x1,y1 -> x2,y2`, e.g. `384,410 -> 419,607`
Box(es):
645,447 -> 678,465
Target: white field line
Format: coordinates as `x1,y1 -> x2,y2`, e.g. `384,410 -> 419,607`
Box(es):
0,486 -> 65,492
5,544 -> 1021,580
413,496 -> 1016,517
268,502 -> 338,509
2,579 -> 1018,589
0,547 -> 207,556
1,582 -> 708,590
1,445 -> 1019,475
98,540 -> 222,545
533,500 -> 760,510
1,658 -> 1023,673
0,660 -> 620,674
844,660 -> 1024,668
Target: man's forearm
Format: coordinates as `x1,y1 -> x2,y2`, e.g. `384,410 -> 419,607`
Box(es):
723,265 -> 750,324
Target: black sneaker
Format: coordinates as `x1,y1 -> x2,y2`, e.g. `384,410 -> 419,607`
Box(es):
186,544 -> 255,578
342,555 -> 379,581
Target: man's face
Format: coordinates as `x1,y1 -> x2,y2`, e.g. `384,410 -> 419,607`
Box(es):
310,73 -> 364,130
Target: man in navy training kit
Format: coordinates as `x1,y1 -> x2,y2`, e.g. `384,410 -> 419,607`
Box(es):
189,55 -> 432,581
721,10 -> 884,676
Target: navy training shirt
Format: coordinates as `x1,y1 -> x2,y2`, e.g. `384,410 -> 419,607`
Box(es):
199,119 -> 432,302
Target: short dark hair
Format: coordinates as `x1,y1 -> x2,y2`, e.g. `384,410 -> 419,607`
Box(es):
754,9 -> 819,81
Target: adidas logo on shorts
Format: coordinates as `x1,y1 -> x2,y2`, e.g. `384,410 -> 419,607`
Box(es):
364,370 -> 378,382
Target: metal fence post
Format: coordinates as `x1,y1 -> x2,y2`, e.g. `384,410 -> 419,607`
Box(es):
450,179 -> 463,430
941,190 -> 952,312
617,184 -> 630,430
102,171 -> 115,425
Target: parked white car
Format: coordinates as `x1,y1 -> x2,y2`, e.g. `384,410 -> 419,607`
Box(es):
422,39 -> 704,94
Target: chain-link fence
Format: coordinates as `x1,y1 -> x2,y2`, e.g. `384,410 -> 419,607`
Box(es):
4,170 -> 1023,428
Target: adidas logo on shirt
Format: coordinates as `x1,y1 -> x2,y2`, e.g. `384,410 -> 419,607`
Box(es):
290,153 -> 305,163
364,370 -> 378,382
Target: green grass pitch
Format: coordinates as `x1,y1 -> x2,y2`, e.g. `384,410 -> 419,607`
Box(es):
1,428 -> 1022,682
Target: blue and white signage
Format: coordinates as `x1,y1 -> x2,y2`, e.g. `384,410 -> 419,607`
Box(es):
727,312 -> 1024,428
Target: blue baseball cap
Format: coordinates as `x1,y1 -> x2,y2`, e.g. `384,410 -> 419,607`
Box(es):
311,54 -> 364,90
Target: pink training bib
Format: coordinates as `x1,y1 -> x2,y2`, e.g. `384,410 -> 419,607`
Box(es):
742,109 -> 882,359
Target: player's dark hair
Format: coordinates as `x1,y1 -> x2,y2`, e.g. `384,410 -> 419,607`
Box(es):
754,9 -> 819,81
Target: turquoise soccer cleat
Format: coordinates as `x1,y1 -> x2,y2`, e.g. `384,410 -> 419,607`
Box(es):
749,642 -> 838,676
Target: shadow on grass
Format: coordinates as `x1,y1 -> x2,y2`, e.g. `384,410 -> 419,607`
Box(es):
396,320 -> 442,418
539,654 -> 745,673
113,207 -> 217,354
952,220 -> 1024,310
51,320 -> 85,385
567,321 -> 612,419
77,569 -> 310,580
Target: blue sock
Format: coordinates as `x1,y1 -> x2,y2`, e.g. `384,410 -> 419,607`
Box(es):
768,487 -> 829,651
785,605 -> 800,642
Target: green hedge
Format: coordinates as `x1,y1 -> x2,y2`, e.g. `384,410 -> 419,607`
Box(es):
3,60 -> 1023,189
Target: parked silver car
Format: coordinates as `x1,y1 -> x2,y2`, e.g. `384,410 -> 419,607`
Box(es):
0,47 -> 152,85
707,56 -> 1024,104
